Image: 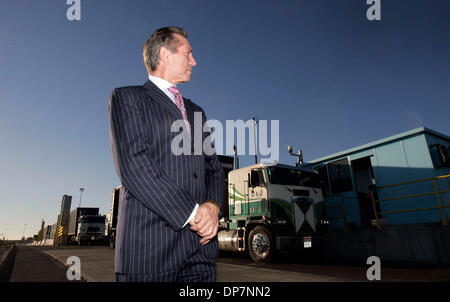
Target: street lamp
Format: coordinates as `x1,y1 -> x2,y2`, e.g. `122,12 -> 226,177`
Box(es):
79,187 -> 85,208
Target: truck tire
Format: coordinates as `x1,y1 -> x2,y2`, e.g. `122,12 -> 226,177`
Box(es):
247,226 -> 273,263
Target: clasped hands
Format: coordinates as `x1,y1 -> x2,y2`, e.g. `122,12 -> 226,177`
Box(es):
189,202 -> 220,245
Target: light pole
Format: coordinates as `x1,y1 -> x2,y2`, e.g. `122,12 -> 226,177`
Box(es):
79,187 -> 85,208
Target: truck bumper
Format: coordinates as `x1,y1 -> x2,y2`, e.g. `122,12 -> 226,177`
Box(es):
275,234 -> 320,250
80,235 -> 106,243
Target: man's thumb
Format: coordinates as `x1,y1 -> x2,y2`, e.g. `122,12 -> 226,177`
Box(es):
194,211 -> 203,224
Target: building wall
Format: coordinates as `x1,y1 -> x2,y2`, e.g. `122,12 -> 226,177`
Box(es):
374,134 -> 433,225
320,222 -> 450,267
307,129 -> 450,229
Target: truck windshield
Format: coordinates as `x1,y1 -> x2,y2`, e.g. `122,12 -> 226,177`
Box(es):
267,167 -> 320,188
80,216 -> 106,224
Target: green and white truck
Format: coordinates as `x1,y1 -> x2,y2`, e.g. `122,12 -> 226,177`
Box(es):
217,156 -> 325,262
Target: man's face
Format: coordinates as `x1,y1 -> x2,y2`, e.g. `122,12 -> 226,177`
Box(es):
165,34 -> 197,84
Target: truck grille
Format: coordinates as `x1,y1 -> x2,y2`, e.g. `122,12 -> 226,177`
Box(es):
87,227 -> 100,232
293,189 -> 310,197
293,197 -> 315,234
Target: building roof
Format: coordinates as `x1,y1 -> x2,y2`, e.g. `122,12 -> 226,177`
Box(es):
306,126 -> 450,165
230,161 -> 318,174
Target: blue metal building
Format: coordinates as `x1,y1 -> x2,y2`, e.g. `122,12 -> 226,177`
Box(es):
304,127 -> 450,230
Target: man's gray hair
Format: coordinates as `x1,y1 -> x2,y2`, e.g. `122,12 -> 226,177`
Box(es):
143,26 -> 188,74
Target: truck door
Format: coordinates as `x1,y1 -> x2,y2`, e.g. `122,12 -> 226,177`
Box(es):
231,183 -> 242,215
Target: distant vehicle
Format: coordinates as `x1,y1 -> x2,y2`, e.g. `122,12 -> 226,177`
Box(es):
104,213 -> 112,238
68,207 -> 106,245
107,186 -> 121,248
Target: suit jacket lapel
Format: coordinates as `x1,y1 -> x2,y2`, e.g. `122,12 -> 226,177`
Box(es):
143,80 -> 195,147
184,99 -> 203,153
142,80 -> 183,121
184,99 -> 195,147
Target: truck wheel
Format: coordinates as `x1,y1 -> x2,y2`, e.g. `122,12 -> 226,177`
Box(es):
248,226 -> 273,263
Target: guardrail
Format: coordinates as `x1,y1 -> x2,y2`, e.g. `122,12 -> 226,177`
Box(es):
370,174 -> 450,230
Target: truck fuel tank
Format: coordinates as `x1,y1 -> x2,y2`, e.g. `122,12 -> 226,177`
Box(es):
218,229 -> 239,252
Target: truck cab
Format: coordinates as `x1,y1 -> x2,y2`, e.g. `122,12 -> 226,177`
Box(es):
219,162 -> 325,262
76,215 -> 106,245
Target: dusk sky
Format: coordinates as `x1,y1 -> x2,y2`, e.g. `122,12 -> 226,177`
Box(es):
0,0 -> 449,239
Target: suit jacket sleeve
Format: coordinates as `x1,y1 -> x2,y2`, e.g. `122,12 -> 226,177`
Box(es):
108,88 -> 196,231
200,109 -> 225,215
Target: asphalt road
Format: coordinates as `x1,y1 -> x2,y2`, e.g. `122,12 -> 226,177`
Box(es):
6,246 -> 450,282
218,251 -> 450,282
38,246 -> 347,282
8,246 -> 83,282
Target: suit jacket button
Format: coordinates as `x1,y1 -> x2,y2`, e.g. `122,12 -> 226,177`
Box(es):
126,192 -> 131,200
165,222 -> 171,227
193,173 -> 198,179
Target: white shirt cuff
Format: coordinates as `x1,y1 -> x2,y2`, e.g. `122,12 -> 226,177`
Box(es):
182,203 -> 199,228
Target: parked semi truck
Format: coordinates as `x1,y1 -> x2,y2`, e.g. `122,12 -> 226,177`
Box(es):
217,158 -> 325,262
68,207 -> 107,245
107,187 -> 121,248
109,156 -> 325,263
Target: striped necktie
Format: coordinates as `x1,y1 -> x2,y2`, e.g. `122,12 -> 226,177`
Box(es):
168,86 -> 190,135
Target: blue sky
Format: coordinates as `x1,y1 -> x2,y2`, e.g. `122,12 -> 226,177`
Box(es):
0,0 -> 449,239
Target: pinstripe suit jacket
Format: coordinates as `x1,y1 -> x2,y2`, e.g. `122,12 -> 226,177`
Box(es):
108,80 -> 224,274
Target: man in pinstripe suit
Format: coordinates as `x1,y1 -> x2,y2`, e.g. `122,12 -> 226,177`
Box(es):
108,26 -> 224,282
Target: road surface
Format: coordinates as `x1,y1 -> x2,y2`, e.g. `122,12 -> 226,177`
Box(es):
4,245 -> 450,282
8,246 -> 82,282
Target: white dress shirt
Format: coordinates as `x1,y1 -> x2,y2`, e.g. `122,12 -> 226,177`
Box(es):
148,75 -> 199,228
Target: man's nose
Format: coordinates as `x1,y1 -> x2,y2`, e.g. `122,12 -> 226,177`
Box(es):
190,55 -> 197,67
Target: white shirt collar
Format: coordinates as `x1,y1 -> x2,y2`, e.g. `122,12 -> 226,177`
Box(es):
148,75 -> 175,91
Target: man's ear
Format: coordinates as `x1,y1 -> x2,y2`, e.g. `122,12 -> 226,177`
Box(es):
159,46 -> 170,66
